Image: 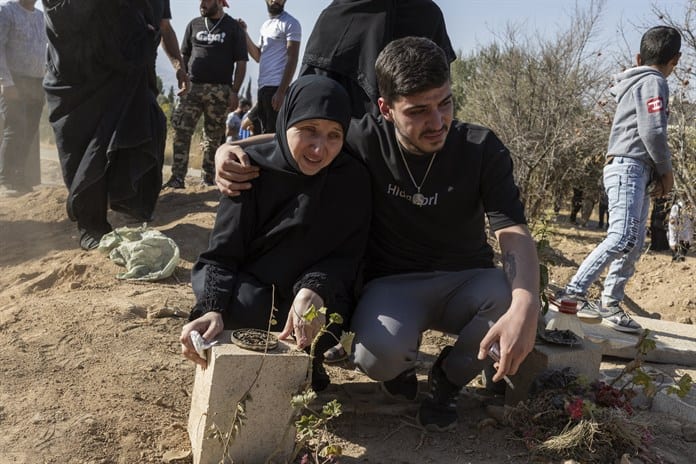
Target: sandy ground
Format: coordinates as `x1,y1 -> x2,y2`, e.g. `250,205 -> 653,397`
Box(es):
0,159 -> 694,464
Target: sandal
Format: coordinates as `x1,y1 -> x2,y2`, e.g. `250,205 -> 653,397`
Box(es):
323,343 -> 348,364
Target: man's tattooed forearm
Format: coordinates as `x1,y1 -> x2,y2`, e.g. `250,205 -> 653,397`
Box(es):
503,251 -> 517,282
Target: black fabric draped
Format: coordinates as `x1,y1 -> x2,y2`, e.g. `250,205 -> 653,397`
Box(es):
190,75 -> 371,338
42,0 -> 166,232
301,0 -> 456,117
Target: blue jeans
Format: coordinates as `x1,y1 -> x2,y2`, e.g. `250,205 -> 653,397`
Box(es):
566,157 -> 652,306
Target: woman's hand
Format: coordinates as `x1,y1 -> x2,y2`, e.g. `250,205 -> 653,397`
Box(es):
179,312 -> 224,368
279,288 -> 326,349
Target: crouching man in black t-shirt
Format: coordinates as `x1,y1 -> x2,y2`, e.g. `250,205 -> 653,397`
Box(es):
213,37 -> 540,433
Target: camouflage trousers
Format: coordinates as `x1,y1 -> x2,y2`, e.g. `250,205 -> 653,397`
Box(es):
170,82 -> 230,179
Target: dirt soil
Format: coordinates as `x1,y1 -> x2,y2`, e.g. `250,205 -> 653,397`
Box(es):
1,162 -> 694,464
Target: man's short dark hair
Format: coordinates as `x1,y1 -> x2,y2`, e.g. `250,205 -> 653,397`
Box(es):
375,36 -> 450,104
239,98 -> 251,108
640,26 -> 681,66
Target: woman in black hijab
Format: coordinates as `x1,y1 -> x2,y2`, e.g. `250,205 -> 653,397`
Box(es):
180,75 -> 371,391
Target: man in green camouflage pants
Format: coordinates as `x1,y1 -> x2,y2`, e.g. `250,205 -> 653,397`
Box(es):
169,83 -> 232,186
164,0 -> 247,189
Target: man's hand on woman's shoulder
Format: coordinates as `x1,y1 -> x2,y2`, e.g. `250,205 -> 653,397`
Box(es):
214,143 -> 259,196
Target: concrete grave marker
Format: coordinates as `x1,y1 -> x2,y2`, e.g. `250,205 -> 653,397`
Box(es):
188,331 -> 309,464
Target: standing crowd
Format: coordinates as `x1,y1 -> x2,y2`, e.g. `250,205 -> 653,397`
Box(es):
1,0 -> 693,439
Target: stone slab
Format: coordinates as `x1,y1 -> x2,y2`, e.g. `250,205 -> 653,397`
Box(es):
652,389 -> 696,424
188,331 -> 309,464
505,340 -> 603,406
583,316 -> 696,366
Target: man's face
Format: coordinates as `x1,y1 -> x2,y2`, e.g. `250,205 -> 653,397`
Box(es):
266,0 -> 286,16
200,0 -> 221,18
378,82 -> 454,155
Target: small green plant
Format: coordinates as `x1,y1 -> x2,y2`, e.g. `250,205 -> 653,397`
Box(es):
610,329 -> 693,405
288,306 -> 353,464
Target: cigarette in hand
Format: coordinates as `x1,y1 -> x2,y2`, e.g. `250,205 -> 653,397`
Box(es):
487,321 -> 515,390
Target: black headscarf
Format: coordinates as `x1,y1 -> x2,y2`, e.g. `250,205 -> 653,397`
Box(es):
247,75 -> 352,175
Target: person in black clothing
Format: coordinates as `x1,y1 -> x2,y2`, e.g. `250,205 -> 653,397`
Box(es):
163,0 -> 247,189
649,197 -> 670,251
597,189 -> 609,228
151,0 -> 189,97
179,75 -> 371,392
214,38 -> 540,432
43,0 -> 169,250
300,0 -> 455,118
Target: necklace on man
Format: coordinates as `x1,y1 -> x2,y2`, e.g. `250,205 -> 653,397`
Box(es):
204,15 -> 225,33
397,142 -> 438,206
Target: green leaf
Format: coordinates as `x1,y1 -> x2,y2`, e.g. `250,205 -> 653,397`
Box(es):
632,368 -> 653,389
636,329 -> 656,355
319,444 -> 343,457
321,399 -> 342,418
290,394 -> 306,410
339,331 -> 355,356
671,374 -> 694,398
295,414 -> 321,440
328,312 -> 344,325
303,304 -> 319,323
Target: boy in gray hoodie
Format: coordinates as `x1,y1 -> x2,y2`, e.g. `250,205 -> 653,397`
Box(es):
558,26 -> 681,333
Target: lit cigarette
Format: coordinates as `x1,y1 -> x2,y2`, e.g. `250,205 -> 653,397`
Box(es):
486,320 -> 515,390
487,348 -> 515,390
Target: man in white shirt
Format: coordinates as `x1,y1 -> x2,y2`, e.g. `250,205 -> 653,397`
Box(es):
239,0 -> 300,133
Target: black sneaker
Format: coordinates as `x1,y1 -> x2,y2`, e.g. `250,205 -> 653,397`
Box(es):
417,346 -> 460,432
163,176 -> 185,189
380,368 -> 418,401
78,228 -> 110,251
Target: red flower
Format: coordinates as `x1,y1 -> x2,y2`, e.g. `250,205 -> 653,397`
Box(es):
566,397 -> 584,420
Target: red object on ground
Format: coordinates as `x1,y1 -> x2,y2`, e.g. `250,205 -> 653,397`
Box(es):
558,299 -> 579,314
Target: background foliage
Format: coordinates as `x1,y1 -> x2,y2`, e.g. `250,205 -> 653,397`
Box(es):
452,0 -> 696,222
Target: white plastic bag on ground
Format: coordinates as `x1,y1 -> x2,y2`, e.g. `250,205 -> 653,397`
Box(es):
98,224 -> 180,281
